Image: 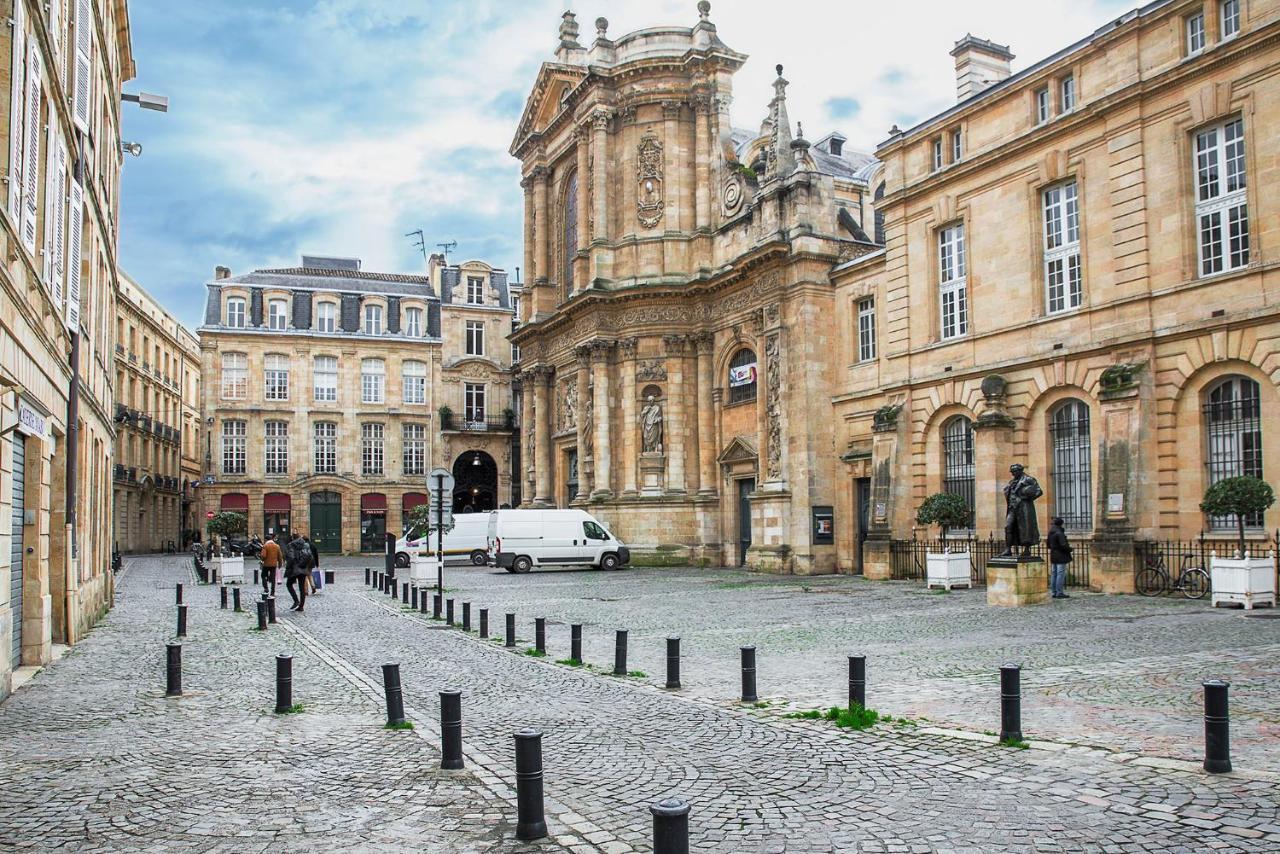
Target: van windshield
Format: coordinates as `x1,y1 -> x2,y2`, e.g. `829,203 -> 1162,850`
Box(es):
583,521 -> 609,540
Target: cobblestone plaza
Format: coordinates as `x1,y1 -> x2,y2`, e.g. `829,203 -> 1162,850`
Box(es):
1,555 -> 1278,851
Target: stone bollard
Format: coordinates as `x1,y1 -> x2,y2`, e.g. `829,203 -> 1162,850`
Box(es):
165,643 -> 182,697
740,646 -> 757,703
382,663 -> 406,726
220,585 -> 228,610
535,618 -> 546,654
411,586 -> 419,610
666,637 -> 681,689
365,567 -> 371,586
513,729 -> 548,840
275,654 -> 293,713
176,604 -> 188,638
256,600 -> 268,631
505,613 -> 516,648
446,599 -> 455,626
267,596 -> 278,624
1203,680 -> 1232,774
439,690 -> 464,770
571,624 -> 582,663
848,654 -> 866,708
462,602 -> 471,631
233,587 -> 242,613
614,630 -> 628,676
176,582 -> 183,604
433,594 -> 442,620
479,608 -> 489,639
999,664 -> 1022,742
651,796 -> 691,854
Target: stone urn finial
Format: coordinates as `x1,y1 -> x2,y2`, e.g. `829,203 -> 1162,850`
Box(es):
698,1 -> 711,21
595,17 -> 608,38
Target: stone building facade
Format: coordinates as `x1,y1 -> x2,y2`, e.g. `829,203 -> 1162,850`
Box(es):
112,270 -> 201,553
509,6 -> 882,571
831,0 -> 1280,589
1,0 -> 134,696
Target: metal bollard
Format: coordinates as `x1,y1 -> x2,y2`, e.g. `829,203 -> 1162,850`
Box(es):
1203,680 -> 1232,773
999,664 -> 1022,742
256,600 -> 268,630
411,586 -> 419,610
253,568 -> 259,586
571,624 -> 582,663
220,585 -> 228,610
267,596 -> 277,624
666,637 -> 681,689
513,729 -> 548,840
402,582 -> 409,605
165,643 -> 182,697
419,592 -> 429,614
233,587 -> 242,613
365,567 -> 371,586
433,594 -> 442,619
614,630 -> 628,676
175,582 -> 183,604
535,618 -> 546,653
176,604 -> 188,638
505,612 -> 516,648
324,570 -> 334,585
651,796 -> 691,854
375,571 -> 381,591
382,663 -> 406,726
848,654 -> 866,709
275,653 -> 293,713
447,599 -> 455,626
462,602 -> 471,631
439,689 -> 464,770
479,608 -> 489,638
740,646 -> 758,703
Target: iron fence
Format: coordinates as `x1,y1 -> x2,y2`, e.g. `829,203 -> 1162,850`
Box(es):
1133,532 -> 1279,593
889,534 -> 1092,588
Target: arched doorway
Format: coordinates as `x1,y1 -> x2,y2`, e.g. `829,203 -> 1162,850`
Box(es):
453,451 -> 497,512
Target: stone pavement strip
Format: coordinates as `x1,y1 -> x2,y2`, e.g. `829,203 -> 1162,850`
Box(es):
1,555 -> 1278,852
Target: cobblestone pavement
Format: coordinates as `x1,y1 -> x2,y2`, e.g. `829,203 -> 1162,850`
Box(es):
3,555 -> 1279,852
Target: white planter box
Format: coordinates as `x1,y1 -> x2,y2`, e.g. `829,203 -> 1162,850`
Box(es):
926,551 -> 972,590
410,552 -> 440,587
215,555 -> 245,584
1210,555 -> 1276,610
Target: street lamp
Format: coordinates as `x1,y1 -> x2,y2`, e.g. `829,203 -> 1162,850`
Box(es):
121,91 -> 169,112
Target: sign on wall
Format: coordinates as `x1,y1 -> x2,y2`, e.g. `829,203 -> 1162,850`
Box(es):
728,362 -> 757,387
812,505 -> 834,545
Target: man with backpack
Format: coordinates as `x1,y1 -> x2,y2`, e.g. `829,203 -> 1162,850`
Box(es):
285,533 -> 314,613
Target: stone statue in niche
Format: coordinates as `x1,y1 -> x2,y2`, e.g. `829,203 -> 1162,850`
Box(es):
582,387 -> 594,457
559,381 -> 577,432
641,394 -> 664,453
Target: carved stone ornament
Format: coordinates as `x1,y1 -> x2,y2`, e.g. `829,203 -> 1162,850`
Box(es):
765,333 -> 782,480
637,136 -> 664,228
636,359 -> 668,382
558,380 -> 577,432
872,403 -> 902,433
723,173 -> 744,217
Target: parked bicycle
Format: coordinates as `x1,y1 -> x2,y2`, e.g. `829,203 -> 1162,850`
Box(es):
1135,551 -> 1210,599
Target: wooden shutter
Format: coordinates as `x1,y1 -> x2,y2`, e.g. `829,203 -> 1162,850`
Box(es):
72,0 -> 90,132
52,140 -> 68,314
7,0 -> 25,221
42,122 -> 57,284
21,42 -> 42,255
65,180 -> 82,331
49,0 -> 65,89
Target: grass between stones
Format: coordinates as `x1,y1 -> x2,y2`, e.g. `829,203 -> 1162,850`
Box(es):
999,736 -> 1030,749
784,704 -> 881,731
384,721 -> 415,731
275,703 -> 305,715
555,658 -> 584,667
524,649 -> 547,658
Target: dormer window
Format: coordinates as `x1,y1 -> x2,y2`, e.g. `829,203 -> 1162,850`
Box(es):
268,299 -> 288,331
467,277 -> 484,305
829,137 -> 844,157
363,304 -> 383,335
316,302 -> 336,333
226,297 -> 246,328
405,307 -> 422,337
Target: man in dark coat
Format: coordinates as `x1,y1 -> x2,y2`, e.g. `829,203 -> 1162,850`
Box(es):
1047,517 -> 1072,599
998,463 -> 1043,559
284,533 -> 313,612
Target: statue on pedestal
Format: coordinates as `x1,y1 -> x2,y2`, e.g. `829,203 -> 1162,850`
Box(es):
641,394 -> 664,454
997,463 -> 1043,560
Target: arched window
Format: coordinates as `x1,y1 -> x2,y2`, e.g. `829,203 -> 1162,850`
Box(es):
563,170 -> 578,298
225,296 -> 246,328
1049,399 -> 1091,530
1204,376 -> 1263,529
727,348 -> 758,405
941,416 -> 975,530
316,301 -> 337,333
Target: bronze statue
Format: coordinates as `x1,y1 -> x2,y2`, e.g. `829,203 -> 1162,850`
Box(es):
998,463 -> 1043,559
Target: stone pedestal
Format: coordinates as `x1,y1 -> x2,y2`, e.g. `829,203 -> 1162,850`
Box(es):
987,557 -> 1049,606
862,536 -> 892,580
639,453 -> 665,496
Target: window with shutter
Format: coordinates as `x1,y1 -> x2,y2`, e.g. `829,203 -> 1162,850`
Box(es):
51,141 -> 68,314
22,43 -> 43,255
43,123 -> 57,285
66,181 -> 83,330
49,0 -> 65,88
73,0 -> 91,132
7,1 -> 26,222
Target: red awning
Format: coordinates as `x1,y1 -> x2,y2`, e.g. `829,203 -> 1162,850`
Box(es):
402,492 -> 428,511
220,493 -> 249,511
264,492 -> 291,511
361,493 -> 387,510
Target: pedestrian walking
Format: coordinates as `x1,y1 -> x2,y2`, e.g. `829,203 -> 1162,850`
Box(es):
305,536 -> 323,592
260,535 -> 282,596
1047,517 -> 1072,599
285,533 -> 313,613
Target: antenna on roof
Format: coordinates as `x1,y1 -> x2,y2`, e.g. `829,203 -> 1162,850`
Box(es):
405,229 -> 427,268
436,240 -> 457,263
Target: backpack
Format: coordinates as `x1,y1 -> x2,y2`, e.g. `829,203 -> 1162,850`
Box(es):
294,541 -> 314,571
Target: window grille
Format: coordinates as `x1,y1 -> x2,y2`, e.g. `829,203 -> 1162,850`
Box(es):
1049,400 -> 1092,530
728,348 -> 758,404
942,416 -> 975,530
1204,377 -> 1263,529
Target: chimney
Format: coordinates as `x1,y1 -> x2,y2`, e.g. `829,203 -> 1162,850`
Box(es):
950,35 -> 1014,101
214,265 -> 231,280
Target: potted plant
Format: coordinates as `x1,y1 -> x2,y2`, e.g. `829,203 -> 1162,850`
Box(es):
439,406 -> 454,431
915,493 -> 972,590
1200,476 -> 1276,609
503,407 -> 516,429
206,511 -> 247,583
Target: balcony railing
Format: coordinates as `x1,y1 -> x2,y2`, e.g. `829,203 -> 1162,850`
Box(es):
441,414 -> 516,433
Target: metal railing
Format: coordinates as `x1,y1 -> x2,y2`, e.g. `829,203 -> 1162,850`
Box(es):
889,534 -> 1092,588
441,415 -> 516,433
1134,532 -> 1279,592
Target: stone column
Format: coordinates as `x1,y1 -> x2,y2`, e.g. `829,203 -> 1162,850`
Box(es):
590,109 -> 611,282
574,128 -> 590,291
590,341 -> 614,499
662,101 -> 683,234
663,334 -> 688,493
695,332 -> 715,494
1092,367 -> 1147,593
519,370 -> 535,506
521,176 -> 535,288
573,346 -> 592,501
693,94 -> 711,231
532,367 -> 553,505
618,338 -> 638,494
532,167 -> 550,286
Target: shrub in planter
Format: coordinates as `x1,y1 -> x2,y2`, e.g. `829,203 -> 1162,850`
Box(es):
915,493 -> 971,545
439,406 -> 454,430
1199,476 -> 1275,558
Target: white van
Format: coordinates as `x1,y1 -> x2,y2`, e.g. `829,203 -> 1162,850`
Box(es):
395,512 -> 492,567
489,509 -> 630,573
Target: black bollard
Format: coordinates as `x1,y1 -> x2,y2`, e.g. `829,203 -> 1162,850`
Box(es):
411,586 -> 419,610
651,796 -> 691,854
374,571 -> 381,591
433,594 -> 442,619
253,568 -> 259,586
740,646 -> 758,703
1203,680 -> 1232,773
999,664 -> 1022,742
447,599 -> 455,626
420,591 -> 429,614
256,600 -> 268,630
382,663 -> 406,726
233,587 -> 242,613
513,730 -> 548,840
440,689 -> 464,770
402,582 -> 409,605
505,612 -> 516,648
175,582 -> 183,604
614,629 -> 628,676
666,637 -> 681,689
267,596 -> 277,624
324,570 -> 334,586
462,602 -> 471,631
220,585 -> 228,610
535,618 -> 546,653
365,567 -> 372,586
571,624 -> 582,663
165,643 -> 182,697
176,604 -> 188,638
275,653 -> 293,713
479,608 -> 489,638
848,654 -> 866,708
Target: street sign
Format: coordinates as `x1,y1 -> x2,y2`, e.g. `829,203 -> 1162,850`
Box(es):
427,468 -> 455,594
428,467 -> 455,495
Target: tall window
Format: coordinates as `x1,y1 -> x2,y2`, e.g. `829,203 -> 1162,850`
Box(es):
857,298 -> 876,362
1050,400 -> 1092,530
1035,87 -> 1049,124
1060,75 -> 1076,112
950,129 -> 962,163
361,423 -> 385,475
1221,0 -> 1240,38
313,422 -> 337,474
313,355 -> 337,402
1195,117 -> 1249,277
1204,377 -> 1263,530
316,302 -> 336,333
931,138 -> 943,171
221,352 -> 247,399
938,223 -> 968,340
361,358 -> 385,404
512,341 -> 522,364
221,420 -> 246,475
265,420 -> 289,475
511,296 -> 521,324
1187,11 -> 1206,54
1043,181 -> 1083,313
941,416 -> 975,531
264,354 -> 289,401
403,424 -> 426,476
403,360 -> 426,404
466,320 -> 484,356
727,348 -> 758,405
563,170 -> 578,296
464,383 -> 486,423
268,299 -> 288,331
467,277 -> 484,304
404,307 -> 422,337
363,304 -> 383,335
226,297 -> 246,328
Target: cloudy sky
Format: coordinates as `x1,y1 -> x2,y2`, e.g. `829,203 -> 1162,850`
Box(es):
119,0 -> 1133,329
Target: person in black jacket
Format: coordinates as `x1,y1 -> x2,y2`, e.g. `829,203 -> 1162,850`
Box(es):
1047,517 -> 1072,599
285,534 -> 313,612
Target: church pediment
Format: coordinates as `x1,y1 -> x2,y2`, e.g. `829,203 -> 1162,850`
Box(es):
511,64 -> 588,152
717,435 -> 758,465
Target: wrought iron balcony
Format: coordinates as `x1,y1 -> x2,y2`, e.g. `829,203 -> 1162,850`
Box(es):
441,414 -> 516,433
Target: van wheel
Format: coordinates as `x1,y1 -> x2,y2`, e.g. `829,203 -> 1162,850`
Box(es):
513,556 -> 533,574
600,553 -> 620,571
470,550 -> 488,566
394,552 -> 410,568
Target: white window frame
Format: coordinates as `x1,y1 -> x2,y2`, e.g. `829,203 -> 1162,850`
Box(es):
313,422 -> 337,474
264,420 -> 289,475
465,320 -> 485,356
1187,11 -> 1206,54
1035,87 -> 1050,124
404,307 -> 422,337
267,299 -> 288,331
950,129 -> 962,164
464,383 -> 486,424
1194,117 -> 1249,277
931,137 -> 943,171
402,424 -> 426,477
361,423 -> 385,476
361,358 -> 385,404
1043,180 -> 1083,314
1221,0 -> 1240,38
938,223 -> 968,340
467,277 -> 484,304
402,360 -> 427,405
856,297 -> 876,362
316,301 -> 336,333
264,353 -> 290,401
221,352 -> 247,399
313,355 -> 337,402
221,420 -> 246,475
1060,75 -> 1075,112
363,304 -> 384,335
226,297 -> 246,328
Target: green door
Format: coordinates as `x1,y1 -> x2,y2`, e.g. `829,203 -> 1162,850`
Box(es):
309,492 -> 342,553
